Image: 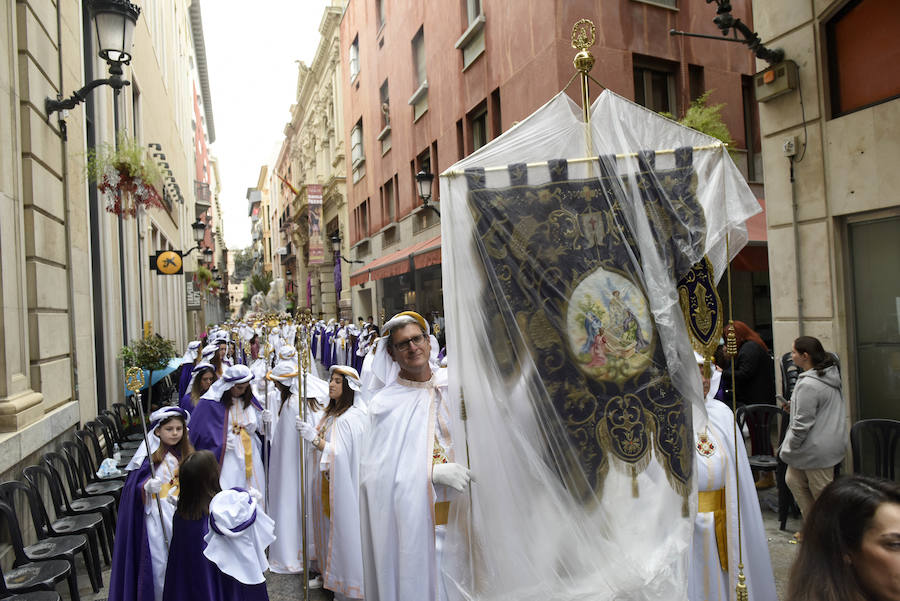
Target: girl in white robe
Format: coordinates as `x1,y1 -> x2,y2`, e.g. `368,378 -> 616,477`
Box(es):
690,359 -> 777,601
297,365 -> 368,601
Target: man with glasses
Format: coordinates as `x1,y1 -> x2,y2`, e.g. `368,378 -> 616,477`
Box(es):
359,311 -> 471,601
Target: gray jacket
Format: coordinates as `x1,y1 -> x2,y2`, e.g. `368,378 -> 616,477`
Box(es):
779,365 -> 847,470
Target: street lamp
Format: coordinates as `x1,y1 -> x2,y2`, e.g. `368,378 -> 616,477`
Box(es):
331,233 -> 363,265
45,0 -> 141,117
183,219 -> 207,255
416,170 -> 440,217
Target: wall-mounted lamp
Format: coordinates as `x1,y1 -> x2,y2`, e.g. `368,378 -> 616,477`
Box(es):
416,170 -> 440,217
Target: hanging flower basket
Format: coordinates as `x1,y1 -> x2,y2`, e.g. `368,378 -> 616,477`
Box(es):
86,134 -> 166,218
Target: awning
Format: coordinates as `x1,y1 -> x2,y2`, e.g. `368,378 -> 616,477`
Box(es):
350,234 -> 441,286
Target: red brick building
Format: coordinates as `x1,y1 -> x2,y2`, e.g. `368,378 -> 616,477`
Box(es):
341,0 -> 766,331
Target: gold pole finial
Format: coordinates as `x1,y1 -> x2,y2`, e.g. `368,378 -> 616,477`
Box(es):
571,19 -> 596,74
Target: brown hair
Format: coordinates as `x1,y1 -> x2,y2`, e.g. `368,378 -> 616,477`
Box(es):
793,335 -> 836,377
787,475 -> 900,601
731,320 -> 769,352
274,380 -> 291,416
176,450 -> 221,520
325,372 -> 355,420
150,415 -> 194,465
221,383 -> 253,411
189,366 -> 217,406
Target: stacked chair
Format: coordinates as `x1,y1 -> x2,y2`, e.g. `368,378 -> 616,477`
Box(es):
0,391 -> 156,600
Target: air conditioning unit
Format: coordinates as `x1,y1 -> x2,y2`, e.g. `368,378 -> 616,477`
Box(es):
754,60 -> 798,103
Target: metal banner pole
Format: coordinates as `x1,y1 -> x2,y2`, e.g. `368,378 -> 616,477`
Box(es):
296,317 -> 311,601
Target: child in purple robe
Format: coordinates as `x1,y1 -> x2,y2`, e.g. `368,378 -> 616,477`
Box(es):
179,362 -> 216,413
109,407 -> 194,601
162,450 -> 224,601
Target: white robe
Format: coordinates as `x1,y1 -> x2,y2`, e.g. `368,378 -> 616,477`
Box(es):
689,394 -> 777,601
359,369 -> 455,601
220,401 -> 266,497
145,452 -> 178,601
267,389 -> 305,574
320,403 -> 369,600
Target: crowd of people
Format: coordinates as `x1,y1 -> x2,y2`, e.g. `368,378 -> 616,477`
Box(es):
106,313 -> 893,601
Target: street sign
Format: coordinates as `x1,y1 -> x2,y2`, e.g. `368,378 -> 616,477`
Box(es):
185,273 -> 202,309
150,250 -> 184,274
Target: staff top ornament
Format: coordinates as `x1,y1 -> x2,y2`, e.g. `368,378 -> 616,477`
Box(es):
125,366 -> 145,393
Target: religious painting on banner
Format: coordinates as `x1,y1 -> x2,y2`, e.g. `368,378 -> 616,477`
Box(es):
308,184 -> 324,264
439,90 -> 762,600
464,148 -> 704,504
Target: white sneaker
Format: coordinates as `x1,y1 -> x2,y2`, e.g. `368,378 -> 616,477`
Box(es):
308,576 -> 323,589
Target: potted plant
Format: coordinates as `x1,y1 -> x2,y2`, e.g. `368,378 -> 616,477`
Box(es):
86,133 -> 166,217
119,333 -> 177,412
194,265 -> 214,292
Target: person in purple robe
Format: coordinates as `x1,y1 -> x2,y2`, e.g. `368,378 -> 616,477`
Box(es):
203,488 -> 274,600
177,341 -> 202,400
189,364 -> 271,495
179,362 -> 216,413
161,450 -> 225,601
109,407 -> 194,601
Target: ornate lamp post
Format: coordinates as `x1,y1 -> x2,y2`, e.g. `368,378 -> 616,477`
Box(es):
416,170 -> 440,217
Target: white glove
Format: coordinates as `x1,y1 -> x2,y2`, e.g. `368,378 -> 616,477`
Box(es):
144,477 -> 163,495
432,463 -> 472,493
260,409 -> 273,424
297,420 -> 318,442
248,487 -> 264,504
225,436 -> 236,452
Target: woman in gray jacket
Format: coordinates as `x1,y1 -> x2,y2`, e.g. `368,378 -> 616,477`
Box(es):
780,336 -> 847,523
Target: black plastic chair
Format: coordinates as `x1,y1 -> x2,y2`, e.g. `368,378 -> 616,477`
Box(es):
21,466 -> 110,566
99,411 -> 141,451
111,403 -> 144,443
0,500 -> 78,600
1,592 -> 61,600
39,453 -> 117,549
0,479 -> 99,593
65,435 -> 126,490
86,420 -> 132,470
779,352 -> 800,400
737,403 -> 795,529
851,418 -> 900,480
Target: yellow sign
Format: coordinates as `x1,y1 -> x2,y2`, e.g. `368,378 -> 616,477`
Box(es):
155,251 -> 183,275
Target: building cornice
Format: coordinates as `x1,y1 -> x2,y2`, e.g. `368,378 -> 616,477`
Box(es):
189,1 -> 216,142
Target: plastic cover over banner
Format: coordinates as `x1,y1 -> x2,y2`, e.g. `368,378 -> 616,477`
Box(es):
439,90 -> 760,601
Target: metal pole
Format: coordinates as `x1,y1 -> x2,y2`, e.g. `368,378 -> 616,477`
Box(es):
297,320 -> 311,601
125,367 -> 169,551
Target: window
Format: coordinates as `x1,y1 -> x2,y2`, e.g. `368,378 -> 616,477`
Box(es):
466,0 -> 482,24
826,0 -> 900,117
356,200 -> 369,238
382,177 -> 395,224
633,57 -> 678,115
349,36 -> 360,82
376,0 -> 385,29
412,28 -> 426,87
742,75 -> 762,182
456,119 -> 464,159
379,80 -> 390,129
490,88 -> 502,138
689,65 -> 705,104
351,119 -> 365,183
468,102 -> 488,151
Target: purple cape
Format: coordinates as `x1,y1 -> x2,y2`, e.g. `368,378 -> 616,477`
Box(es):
162,513 -> 269,601
177,363 -> 194,400
179,391 -> 197,414
108,461 -> 155,601
188,396 -> 263,468
322,331 -> 335,368
311,331 -> 320,359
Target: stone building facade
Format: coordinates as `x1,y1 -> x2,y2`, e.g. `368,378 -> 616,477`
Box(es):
273,1 -> 349,320
0,0 -> 217,476
753,0 -> 900,420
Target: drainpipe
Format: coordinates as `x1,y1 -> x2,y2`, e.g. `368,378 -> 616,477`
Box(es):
57,3 -> 79,406
790,157 -> 804,336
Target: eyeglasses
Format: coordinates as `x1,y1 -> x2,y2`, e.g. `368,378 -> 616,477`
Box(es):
393,333 -> 426,352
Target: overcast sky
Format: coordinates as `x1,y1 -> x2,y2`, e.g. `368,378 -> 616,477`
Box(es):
202,1 -> 330,249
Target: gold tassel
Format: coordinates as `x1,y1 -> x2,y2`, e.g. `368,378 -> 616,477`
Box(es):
736,564 -> 749,601
725,321 -> 738,357
631,466 -> 639,498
